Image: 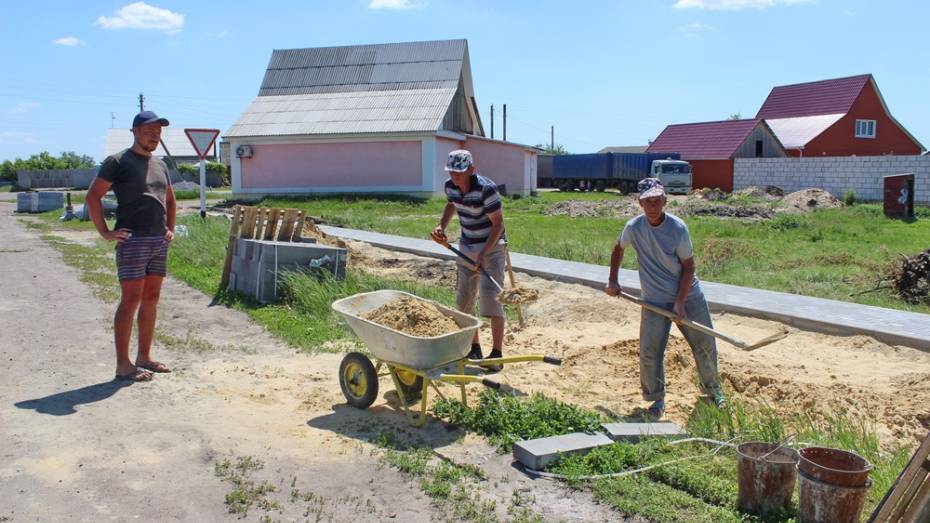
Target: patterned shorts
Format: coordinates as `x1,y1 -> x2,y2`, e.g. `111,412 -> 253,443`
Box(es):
115,235 -> 169,281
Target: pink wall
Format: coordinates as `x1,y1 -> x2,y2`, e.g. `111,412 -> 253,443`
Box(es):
240,141 -> 422,189
463,137 -> 531,194
435,137 -> 463,191
435,136 -> 535,194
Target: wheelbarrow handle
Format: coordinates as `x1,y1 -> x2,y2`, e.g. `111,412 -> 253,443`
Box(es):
436,239 -> 504,293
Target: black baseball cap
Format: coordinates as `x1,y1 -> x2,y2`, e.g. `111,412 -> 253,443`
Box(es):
132,110 -> 169,128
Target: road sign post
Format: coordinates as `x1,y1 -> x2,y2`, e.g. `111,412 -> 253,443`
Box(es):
184,128 -> 220,219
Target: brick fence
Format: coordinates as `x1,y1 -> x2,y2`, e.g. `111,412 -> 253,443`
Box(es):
734,155 -> 929,204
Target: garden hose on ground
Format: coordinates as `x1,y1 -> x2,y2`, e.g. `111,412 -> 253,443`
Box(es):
521,437 -> 739,481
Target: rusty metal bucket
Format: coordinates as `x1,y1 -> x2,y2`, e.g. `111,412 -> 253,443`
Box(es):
798,447 -> 873,488
797,469 -> 871,523
737,442 -> 800,515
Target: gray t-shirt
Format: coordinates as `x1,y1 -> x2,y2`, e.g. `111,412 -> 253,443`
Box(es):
618,212 -> 699,304
96,148 -> 170,236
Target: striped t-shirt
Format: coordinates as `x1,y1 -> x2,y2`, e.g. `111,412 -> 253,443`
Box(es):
444,174 -> 506,245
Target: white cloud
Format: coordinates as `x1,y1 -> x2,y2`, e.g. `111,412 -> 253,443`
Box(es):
217,30 -> 228,38
96,2 -> 184,33
679,22 -> 716,37
674,0 -> 813,10
0,131 -> 39,144
11,102 -> 41,114
52,36 -> 86,47
368,0 -> 424,9
842,8 -> 853,15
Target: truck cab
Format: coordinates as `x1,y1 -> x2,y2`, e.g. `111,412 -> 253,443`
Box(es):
650,159 -> 692,195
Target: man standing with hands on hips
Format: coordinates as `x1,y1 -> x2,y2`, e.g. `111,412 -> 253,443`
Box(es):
431,150 -> 507,371
604,177 -> 724,419
86,111 -> 176,382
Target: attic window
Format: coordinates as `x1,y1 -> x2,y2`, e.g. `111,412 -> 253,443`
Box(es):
855,119 -> 876,139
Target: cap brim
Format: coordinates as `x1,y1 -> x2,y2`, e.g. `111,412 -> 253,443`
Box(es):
444,166 -> 468,172
135,118 -> 170,128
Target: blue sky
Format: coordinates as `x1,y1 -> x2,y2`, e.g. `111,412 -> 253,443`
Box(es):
1,0 -> 927,162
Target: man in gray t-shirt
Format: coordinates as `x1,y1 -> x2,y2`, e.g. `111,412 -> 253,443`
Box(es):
605,178 -> 723,419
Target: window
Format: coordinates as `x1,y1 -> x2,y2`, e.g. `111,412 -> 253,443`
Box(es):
855,119 -> 876,138
755,140 -> 764,157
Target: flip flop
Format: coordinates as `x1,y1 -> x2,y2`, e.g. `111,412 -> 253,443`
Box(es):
115,368 -> 153,382
137,361 -> 171,373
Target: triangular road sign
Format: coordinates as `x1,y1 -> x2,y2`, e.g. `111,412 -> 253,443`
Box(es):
184,128 -> 220,160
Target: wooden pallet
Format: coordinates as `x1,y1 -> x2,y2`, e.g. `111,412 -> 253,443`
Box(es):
869,430 -> 930,522
219,205 -> 310,290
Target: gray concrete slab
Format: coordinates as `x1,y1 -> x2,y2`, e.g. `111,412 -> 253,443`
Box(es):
602,422 -> 687,442
320,225 -> 930,351
512,433 -> 614,471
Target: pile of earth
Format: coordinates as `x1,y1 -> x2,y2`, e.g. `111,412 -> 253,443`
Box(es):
780,188 -> 844,212
173,181 -> 201,191
362,296 -> 460,337
543,187 -> 842,220
543,199 -> 640,218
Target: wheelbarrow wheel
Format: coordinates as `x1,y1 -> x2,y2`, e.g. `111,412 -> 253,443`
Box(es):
394,368 -> 424,403
339,352 -> 378,409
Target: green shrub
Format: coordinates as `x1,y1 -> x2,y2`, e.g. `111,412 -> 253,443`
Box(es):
843,189 -> 857,206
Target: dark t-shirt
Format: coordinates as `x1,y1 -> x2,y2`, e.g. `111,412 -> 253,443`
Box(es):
96,148 -> 170,236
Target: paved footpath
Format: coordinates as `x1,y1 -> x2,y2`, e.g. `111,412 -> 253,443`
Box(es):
321,225 -> 930,351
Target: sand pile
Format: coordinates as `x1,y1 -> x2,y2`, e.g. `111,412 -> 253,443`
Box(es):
781,188 -> 843,212
363,296 -> 460,337
498,287 -> 540,305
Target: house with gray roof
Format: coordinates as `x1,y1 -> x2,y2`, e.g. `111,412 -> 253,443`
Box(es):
225,39 -> 537,197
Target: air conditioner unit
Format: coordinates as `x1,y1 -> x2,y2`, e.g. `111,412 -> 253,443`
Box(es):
235,145 -> 253,158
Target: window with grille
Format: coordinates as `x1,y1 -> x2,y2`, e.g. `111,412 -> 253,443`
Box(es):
855,119 -> 876,138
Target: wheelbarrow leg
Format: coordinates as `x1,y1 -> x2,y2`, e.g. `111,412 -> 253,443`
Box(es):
417,378 -> 430,428
387,367 -> 416,426
458,360 -> 467,406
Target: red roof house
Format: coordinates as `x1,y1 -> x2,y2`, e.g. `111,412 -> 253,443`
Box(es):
756,74 -> 923,156
647,119 -> 785,191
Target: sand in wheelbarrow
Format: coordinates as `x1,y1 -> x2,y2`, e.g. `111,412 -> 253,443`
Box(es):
363,296 -> 460,337
498,287 -> 540,305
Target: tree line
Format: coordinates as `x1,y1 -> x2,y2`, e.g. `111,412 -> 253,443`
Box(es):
1,151 -> 95,180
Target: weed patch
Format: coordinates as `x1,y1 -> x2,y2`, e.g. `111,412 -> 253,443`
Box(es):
435,390 -> 604,452
213,456 -> 280,517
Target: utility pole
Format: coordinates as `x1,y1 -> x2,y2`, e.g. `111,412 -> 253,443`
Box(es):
138,93 -> 145,112
111,112 -> 116,128
551,126 -> 554,151
490,105 -> 494,139
502,104 -> 507,141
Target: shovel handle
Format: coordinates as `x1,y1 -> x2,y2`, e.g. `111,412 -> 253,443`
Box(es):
436,239 -> 504,293
618,292 -> 750,350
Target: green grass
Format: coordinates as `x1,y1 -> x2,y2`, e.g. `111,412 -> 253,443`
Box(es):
434,389 -> 605,452
0,184 -> 12,192
436,390 -> 911,523
213,456 -> 280,516
253,193 -> 930,314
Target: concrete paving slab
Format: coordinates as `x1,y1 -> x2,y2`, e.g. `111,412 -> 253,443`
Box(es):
513,432 -> 614,471
602,422 -> 687,442
320,225 -> 930,351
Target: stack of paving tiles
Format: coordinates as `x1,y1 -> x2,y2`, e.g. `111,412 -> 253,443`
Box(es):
16,191 -> 64,213
228,237 -> 347,304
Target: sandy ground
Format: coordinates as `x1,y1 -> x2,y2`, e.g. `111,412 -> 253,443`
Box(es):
346,240 -> 930,449
0,203 -> 623,522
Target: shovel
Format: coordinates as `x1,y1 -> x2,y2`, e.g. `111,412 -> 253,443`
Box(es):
433,238 -> 505,292
618,291 -> 787,352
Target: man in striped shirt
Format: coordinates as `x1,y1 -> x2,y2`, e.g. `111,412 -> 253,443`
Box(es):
431,150 -> 507,370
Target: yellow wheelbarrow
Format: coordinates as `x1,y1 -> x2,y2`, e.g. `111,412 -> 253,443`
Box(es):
332,290 -> 561,427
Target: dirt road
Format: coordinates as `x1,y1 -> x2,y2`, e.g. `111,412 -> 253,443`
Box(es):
0,202 -> 618,522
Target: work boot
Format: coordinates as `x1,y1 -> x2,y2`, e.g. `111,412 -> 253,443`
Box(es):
481,349 -> 503,373
645,400 -> 665,421
467,344 -> 483,360
712,392 -> 728,409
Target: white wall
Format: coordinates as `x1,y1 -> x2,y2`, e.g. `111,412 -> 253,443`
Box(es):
734,156 -> 929,203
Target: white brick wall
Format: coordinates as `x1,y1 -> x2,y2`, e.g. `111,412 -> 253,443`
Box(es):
734,156 -> 930,204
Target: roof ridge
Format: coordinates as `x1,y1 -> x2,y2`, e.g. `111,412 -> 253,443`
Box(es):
770,73 -> 871,90
664,118 -> 760,128
271,38 -> 466,54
